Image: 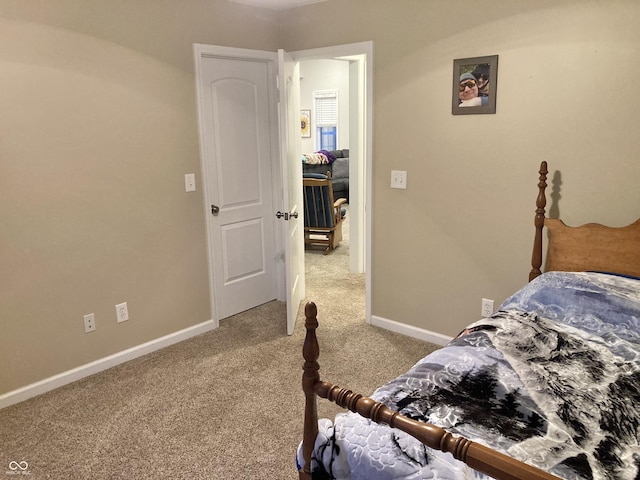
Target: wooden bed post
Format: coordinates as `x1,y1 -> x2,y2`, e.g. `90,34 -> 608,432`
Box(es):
529,161 -> 548,281
300,302 -> 320,480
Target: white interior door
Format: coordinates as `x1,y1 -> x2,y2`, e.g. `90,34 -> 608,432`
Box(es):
194,46 -> 279,321
278,49 -> 305,335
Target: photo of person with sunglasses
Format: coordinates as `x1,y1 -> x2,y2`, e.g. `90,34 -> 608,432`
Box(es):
472,63 -> 490,97
458,72 -> 488,108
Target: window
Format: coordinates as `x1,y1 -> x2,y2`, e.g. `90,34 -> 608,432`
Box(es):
317,127 -> 337,151
314,91 -> 338,151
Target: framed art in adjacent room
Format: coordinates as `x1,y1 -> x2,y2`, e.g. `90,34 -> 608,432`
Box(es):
452,55 -> 498,115
301,109 -> 311,137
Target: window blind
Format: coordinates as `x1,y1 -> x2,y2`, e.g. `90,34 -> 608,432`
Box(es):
314,91 -> 337,126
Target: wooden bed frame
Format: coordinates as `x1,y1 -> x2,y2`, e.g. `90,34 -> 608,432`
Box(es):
529,161 -> 640,281
300,161 -> 640,480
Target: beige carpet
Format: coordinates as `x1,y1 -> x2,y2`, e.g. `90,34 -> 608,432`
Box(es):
0,208 -> 439,479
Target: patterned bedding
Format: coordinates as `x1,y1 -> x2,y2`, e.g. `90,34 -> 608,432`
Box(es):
298,272 -> 640,479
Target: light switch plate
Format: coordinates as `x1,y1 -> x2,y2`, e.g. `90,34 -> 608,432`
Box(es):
391,170 -> 407,189
185,173 -> 196,192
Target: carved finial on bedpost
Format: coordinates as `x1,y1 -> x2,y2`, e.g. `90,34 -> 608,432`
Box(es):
300,302 -> 320,479
529,161 -> 548,282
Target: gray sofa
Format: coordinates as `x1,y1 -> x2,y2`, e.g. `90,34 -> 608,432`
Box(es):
302,149 -> 349,202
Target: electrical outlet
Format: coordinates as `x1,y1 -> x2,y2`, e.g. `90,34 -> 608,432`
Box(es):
83,313 -> 96,333
115,302 -> 129,323
481,298 -> 494,318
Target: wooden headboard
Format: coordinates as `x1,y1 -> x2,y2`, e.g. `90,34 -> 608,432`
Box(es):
529,161 -> 640,281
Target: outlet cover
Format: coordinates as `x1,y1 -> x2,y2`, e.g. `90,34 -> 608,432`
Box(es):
481,298 -> 494,318
83,313 -> 96,333
116,302 -> 129,323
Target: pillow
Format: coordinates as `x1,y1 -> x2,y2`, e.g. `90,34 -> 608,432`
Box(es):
303,173 -> 328,179
332,158 -> 349,179
589,271 -> 640,281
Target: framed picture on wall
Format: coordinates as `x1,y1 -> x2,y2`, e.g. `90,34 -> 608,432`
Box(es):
452,55 -> 498,115
301,110 -> 311,137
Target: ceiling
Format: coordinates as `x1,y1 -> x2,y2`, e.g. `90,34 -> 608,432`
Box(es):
228,0 -> 328,10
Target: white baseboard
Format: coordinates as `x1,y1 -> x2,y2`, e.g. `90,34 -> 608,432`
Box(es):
370,315 -> 452,347
0,319 -> 216,410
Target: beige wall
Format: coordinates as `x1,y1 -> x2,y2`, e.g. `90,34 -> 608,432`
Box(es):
2,0 -> 640,396
0,0 -> 279,394
281,0 -> 640,334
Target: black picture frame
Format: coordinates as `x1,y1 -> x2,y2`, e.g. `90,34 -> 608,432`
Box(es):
452,55 -> 498,115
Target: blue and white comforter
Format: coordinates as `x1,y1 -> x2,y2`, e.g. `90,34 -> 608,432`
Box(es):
299,272 -> 640,479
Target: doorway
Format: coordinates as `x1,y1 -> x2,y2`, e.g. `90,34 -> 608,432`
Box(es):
194,42 -> 373,329
292,42 -> 372,323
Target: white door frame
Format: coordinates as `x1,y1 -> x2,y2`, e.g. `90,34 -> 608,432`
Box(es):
290,41 -> 373,323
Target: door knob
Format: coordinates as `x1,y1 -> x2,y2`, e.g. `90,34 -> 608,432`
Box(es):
211,205 -> 220,215
276,211 -> 298,220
